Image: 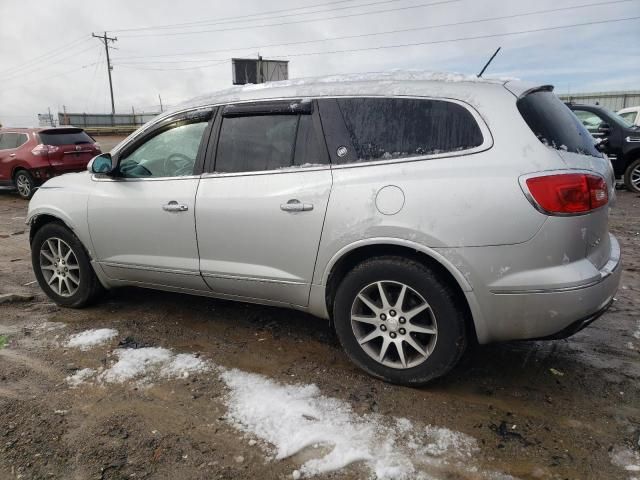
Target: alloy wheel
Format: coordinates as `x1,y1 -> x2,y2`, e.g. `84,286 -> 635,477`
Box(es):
39,237 -> 80,297
16,173 -> 31,198
631,163 -> 640,190
350,280 -> 438,369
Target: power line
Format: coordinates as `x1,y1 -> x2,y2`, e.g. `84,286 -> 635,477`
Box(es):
117,14 -> 640,73
0,44 -> 98,83
112,0 -> 639,64
118,0 -> 461,37
272,14 -> 640,59
0,36 -> 89,76
110,0 -> 403,33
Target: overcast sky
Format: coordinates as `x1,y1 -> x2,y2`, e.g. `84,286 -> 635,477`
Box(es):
1,0 -> 638,126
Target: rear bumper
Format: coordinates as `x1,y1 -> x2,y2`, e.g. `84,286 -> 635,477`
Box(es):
471,234 -> 622,343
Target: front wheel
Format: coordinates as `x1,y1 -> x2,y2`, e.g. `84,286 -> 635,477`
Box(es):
14,170 -> 36,200
31,223 -> 104,308
333,256 -> 467,386
624,158 -> 640,193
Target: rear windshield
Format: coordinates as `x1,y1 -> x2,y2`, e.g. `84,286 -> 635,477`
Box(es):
517,91 -> 600,158
39,130 -> 93,146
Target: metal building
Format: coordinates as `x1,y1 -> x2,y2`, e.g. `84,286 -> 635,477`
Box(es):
58,112 -> 160,135
232,58 -> 289,85
558,91 -> 640,111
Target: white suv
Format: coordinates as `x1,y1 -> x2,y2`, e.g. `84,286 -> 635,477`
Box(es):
27,72 -> 621,385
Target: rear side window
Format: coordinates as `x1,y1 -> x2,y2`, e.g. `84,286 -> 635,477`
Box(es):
39,129 -> 93,146
335,98 -> 483,163
0,133 -> 27,149
517,91 -> 600,157
215,115 -> 299,173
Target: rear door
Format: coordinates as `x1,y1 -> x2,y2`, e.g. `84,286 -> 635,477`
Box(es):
38,128 -> 100,173
195,100 -> 332,306
0,133 -> 28,183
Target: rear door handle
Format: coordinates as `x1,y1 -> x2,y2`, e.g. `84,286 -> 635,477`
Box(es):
162,201 -> 189,212
9,153 -> 16,157
280,199 -> 313,212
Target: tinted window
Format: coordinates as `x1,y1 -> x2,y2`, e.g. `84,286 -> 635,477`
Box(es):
517,92 -> 600,157
216,115 -> 298,173
39,129 -> 94,146
335,98 -> 483,163
119,121 -> 207,178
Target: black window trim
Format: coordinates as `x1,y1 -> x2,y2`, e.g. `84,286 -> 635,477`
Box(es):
316,95 -> 493,170
202,99 -> 331,177
97,107 -> 216,182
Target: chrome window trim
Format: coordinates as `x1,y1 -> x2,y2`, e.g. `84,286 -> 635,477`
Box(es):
91,174 -> 201,182
200,95 -> 492,177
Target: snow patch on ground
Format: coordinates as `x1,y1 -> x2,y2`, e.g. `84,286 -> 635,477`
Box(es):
220,368 -> 489,479
99,347 -> 208,384
611,446 -> 640,476
66,368 -> 96,387
67,328 -> 118,350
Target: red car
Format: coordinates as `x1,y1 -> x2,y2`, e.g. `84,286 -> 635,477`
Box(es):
0,127 -> 101,199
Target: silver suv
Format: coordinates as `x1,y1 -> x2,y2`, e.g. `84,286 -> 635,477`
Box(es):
27,73 -> 621,385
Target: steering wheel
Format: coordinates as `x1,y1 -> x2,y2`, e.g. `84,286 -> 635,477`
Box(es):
164,153 -> 193,177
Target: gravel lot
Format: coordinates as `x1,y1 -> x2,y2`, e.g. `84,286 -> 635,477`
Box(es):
0,188 -> 638,479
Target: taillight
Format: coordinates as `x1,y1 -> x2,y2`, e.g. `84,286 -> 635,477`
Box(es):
525,173 -> 608,215
31,144 -> 60,156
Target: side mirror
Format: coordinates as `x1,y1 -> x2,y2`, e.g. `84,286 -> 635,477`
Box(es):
89,153 -> 114,174
598,123 -> 612,135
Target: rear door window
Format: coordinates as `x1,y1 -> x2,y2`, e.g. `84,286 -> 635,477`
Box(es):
215,115 -> 299,173
517,91 -> 600,157
332,97 -> 484,163
39,130 -> 94,146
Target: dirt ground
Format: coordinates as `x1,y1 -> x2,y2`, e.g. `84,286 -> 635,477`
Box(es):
0,188 -> 638,480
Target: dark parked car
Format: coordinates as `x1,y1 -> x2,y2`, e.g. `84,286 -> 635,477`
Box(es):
567,103 -> 640,192
0,127 -> 101,199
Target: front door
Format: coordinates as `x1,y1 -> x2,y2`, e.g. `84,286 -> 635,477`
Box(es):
87,110 -> 213,291
196,101 -> 332,306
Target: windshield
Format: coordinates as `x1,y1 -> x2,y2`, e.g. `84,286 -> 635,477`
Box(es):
517,91 -> 601,158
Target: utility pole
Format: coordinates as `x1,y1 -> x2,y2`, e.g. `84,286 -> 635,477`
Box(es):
62,105 -> 68,125
257,54 -> 263,83
92,31 -> 118,114
158,94 -> 164,113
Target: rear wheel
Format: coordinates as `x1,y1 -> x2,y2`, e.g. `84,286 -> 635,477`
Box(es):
624,158 -> 640,193
31,223 -> 103,307
333,256 -> 467,386
14,170 -> 35,200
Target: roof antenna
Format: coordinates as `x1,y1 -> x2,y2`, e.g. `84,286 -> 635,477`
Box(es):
477,47 -> 501,78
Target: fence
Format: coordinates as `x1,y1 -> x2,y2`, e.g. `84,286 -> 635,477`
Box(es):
558,91 -> 640,111
58,112 -> 160,135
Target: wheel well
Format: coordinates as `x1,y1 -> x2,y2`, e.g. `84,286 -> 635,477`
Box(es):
325,244 -> 477,343
29,214 -> 66,244
12,167 -> 28,180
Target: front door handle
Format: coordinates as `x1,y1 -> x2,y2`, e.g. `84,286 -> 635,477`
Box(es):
280,199 -> 313,212
162,201 -> 189,212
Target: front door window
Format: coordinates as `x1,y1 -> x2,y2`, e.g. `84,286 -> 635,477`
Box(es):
119,122 -> 208,178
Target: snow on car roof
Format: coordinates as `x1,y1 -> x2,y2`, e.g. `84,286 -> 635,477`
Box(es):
173,70 -> 522,113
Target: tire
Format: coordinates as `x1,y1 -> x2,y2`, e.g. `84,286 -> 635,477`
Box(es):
14,170 -> 36,200
333,256 -> 467,386
624,158 -> 640,193
31,223 -> 104,308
